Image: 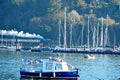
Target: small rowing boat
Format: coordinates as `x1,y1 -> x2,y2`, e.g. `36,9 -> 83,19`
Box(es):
84,54 -> 95,59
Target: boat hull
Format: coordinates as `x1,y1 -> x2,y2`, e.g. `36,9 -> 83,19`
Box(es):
20,70 -> 79,79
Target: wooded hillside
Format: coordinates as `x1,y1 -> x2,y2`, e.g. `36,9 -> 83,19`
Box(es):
0,0 -> 120,46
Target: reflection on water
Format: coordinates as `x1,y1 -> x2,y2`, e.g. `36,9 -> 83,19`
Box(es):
0,50 -> 120,80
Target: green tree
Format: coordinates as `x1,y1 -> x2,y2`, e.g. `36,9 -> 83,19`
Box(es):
76,0 -> 87,7
68,10 -> 82,25
48,0 -> 62,14
11,0 -> 25,5
112,0 -> 120,5
111,0 -> 120,12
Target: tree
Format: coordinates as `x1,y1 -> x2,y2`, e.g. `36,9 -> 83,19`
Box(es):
48,0 -> 62,14
11,0 -> 25,5
98,17 -> 116,26
112,0 -> 120,5
111,0 -> 120,11
68,10 -> 83,25
76,0 -> 87,7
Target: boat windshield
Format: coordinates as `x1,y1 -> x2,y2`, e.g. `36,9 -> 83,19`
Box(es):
45,62 -> 53,70
55,63 -> 62,70
45,62 -> 63,71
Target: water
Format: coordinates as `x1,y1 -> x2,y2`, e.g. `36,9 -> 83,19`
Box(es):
0,50 -> 120,80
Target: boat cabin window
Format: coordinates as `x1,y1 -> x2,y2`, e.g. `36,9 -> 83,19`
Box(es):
45,62 -> 53,70
55,63 -> 62,70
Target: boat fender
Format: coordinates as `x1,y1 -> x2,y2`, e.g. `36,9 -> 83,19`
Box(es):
39,72 -> 41,77
53,72 -> 56,77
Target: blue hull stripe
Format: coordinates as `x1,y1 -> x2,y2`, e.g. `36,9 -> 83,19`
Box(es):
20,70 -> 78,78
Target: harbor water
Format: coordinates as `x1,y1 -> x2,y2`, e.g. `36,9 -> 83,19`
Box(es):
0,50 -> 120,80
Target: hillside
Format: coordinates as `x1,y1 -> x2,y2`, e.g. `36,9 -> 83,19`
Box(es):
0,0 -> 120,46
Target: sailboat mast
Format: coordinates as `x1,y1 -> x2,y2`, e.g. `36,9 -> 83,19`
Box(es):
1,32 -> 3,45
96,22 -> 99,47
81,24 -> 84,46
58,19 -> 61,47
104,15 -> 109,46
100,17 -> 103,46
70,24 -> 72,48
64,7 -> 67,49
13,29 -> 16,46
87,15 -> 90,48
93,26 -> 96,47
114,35 -> 116,50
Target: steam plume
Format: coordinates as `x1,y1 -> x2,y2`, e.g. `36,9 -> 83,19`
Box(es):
0,29 -> 44,39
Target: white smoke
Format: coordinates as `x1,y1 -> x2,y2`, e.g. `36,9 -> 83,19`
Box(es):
0,29 -> 44,39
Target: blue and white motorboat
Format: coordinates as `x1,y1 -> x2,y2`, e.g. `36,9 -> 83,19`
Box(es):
20,57 -> 79,80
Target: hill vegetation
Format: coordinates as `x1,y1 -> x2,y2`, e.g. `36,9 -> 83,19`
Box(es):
0,0 -> 120,46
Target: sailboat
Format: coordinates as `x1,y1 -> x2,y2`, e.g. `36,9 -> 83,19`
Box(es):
93,15 -> 115,54
54,7 -> 69,52
7,33 -> 16,51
